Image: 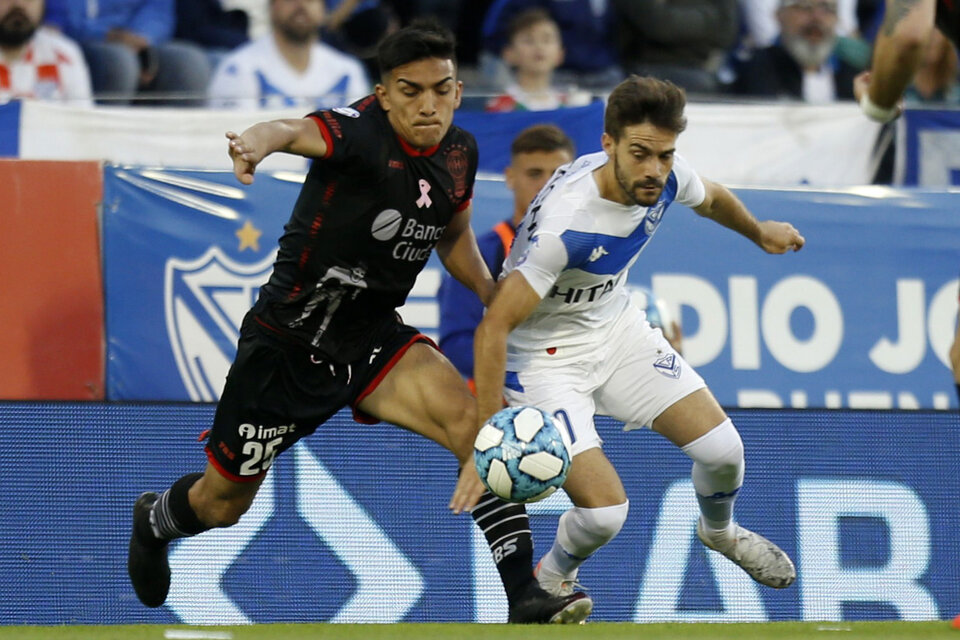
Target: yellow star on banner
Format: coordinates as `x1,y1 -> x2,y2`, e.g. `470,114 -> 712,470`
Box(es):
236,220 -> 262,252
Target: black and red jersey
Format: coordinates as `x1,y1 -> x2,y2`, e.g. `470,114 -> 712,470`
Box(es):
938,0 -> 960,48
255,94 -> 478,361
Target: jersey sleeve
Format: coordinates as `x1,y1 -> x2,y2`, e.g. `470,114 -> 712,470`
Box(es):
513,233 -> 569,299
673,152 -> 706,208
306,97 -> 378,163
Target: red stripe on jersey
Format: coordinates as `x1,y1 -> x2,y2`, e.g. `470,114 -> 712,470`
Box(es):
308,115 -> 335,159
355,94 -> 377,111
205,445 -> 265,483
351,334 -> 439,423
0,65 -> 9,90
36,64 -> 60,83
396,133 -> 440,157
454,197 -> 472,214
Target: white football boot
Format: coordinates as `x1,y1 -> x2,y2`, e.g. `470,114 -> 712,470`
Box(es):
697,519 -> 796,589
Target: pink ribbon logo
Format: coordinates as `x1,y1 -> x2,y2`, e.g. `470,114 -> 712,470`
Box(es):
416,179 -> 432,209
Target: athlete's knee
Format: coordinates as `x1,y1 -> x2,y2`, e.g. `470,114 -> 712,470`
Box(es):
682,418 -> 744,484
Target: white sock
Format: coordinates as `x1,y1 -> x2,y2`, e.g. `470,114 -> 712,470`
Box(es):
540,502 -> 629,578
681,419 -> 744,539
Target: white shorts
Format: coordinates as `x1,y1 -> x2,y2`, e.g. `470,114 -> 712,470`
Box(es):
503,306 -> 706,457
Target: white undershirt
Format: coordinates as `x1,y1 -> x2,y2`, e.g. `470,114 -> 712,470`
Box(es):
802,67 -> 835,103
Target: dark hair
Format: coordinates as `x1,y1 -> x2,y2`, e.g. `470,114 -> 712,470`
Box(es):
510,124 -> 576,158
604,76 -> 687,140
377,18 -> 457,80
506,8 -> 557,45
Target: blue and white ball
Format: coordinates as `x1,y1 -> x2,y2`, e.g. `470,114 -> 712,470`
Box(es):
474,406 -> 572,503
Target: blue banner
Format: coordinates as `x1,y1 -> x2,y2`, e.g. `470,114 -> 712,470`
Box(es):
0,403 -> 957,624
102,166 -> 960,409
0,100 -> 20,157
900,109 -> 960,186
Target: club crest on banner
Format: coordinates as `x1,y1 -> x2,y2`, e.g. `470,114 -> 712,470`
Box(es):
165,247 -> 277,401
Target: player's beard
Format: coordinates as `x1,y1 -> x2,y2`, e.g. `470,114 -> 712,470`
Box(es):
276,11 -> 318,45
613,154 -> 663,207
781,30 -> 836,69
0,7 -> 38,48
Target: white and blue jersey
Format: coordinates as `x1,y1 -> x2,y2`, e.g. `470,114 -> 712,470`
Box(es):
502,151 -> 705,369
208,35 -> 369,110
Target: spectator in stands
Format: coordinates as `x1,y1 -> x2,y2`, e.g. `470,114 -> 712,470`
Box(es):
739,0 -> 861,48
0,0 -> 93,106
485,9 -> 591,112
44,0 -> 211,105
481,0 -> 621,91
174,0 -> 249,70
611,0 -> 739,94
438,124 -> 575,385
208,0 -> 369,109
733,0 -> 862,102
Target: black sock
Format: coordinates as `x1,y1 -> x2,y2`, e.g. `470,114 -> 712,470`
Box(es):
144,472 -> 209,546
471,491 -> 539,605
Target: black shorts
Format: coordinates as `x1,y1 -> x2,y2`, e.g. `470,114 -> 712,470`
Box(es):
205,313 -> 435,482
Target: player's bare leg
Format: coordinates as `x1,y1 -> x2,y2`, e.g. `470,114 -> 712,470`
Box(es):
653,389 -> 795,588
358,343 -> 592,623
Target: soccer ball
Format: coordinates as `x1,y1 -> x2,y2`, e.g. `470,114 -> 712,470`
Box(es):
474,406 -> 572,503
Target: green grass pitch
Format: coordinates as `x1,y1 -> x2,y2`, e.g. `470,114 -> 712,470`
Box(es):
0,622 -> 956,640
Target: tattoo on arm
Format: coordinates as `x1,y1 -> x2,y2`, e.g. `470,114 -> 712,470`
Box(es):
882,0 -> 923,36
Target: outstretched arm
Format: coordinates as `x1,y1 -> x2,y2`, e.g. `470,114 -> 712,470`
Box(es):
853,0 -> 937,120
693,178 -> 805,254
226,118 -> 328,185
436,204 -> 496,307
474,271 -> 543,429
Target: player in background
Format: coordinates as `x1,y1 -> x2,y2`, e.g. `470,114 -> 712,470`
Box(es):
438,124 -> 575,388
127,20 -> 591,624
474,76 -> 805,604
853,0 -> 959,122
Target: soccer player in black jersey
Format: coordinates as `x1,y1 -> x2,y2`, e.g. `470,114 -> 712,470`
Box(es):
126,20 -> 591,624
854,0 -> 960,122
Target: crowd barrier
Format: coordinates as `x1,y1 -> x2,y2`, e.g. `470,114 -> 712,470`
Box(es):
0,403 -> 956,624
0,99 -> 888,185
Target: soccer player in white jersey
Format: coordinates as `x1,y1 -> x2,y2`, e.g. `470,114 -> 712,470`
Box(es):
474,75 -> 805,606
208,0 -> 369,110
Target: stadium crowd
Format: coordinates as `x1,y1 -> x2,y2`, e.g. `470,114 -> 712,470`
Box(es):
1,0 -> 958,110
